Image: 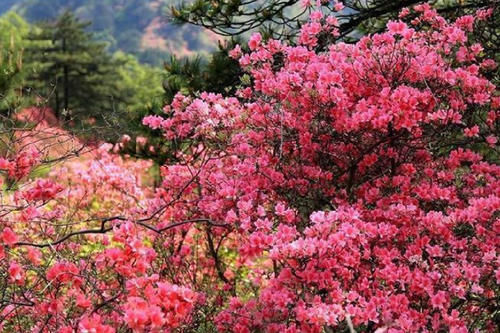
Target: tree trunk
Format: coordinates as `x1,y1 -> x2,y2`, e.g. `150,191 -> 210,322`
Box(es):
54,86 -> 60,120
63,37 -> 69,121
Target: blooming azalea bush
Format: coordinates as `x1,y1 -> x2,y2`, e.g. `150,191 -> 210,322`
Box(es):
0,140 -> 201,331
143,2 -> 499,332
1,1 -> 500,332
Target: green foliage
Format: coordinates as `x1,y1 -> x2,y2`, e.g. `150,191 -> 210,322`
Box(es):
113,51 -> 165,133
163,40 -> 243,104
163,55 -> 204,103
0,12 -> 29,117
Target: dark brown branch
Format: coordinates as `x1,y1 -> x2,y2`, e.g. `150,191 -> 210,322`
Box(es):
206,228 -> 234,293
15,217 -> 228,249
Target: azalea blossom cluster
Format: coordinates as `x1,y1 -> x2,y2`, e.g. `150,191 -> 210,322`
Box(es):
0,143 -> 203,331
143,3 -> 499,332
0,148 -> 40,182
1,1 -> 499,332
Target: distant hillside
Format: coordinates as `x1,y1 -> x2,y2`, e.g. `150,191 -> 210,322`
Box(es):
0,0 -> 219,65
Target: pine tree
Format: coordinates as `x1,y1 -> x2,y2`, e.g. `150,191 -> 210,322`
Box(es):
162,40 -> 243,104
25,11 -> 125,131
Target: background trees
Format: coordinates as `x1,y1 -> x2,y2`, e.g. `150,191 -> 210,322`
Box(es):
0,7 -> 170,147
0,0 -> 216,65
18,11 -> 168,142
25,12 -> 121,123
0,13 -> 29,117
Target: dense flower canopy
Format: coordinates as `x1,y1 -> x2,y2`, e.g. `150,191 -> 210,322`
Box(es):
1,2 -> 499,332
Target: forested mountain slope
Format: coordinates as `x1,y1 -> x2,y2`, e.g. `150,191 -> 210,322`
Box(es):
0,0 -> 217,64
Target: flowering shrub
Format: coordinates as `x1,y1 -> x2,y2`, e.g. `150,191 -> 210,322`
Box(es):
0,142 -> 201,331
143,3 -> 499,332
1,2 -> 499,332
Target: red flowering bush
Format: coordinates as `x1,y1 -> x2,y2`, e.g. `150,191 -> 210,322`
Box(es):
0,142 -> 200,331
1,2 -> 499,332
143,3 -> 499,332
